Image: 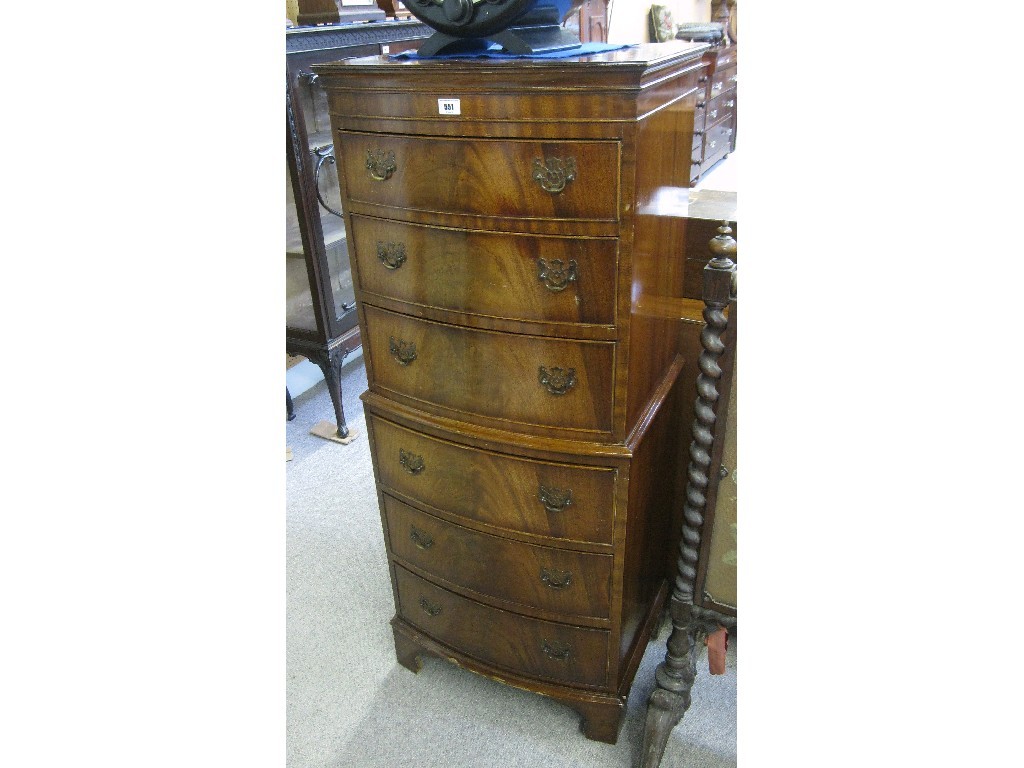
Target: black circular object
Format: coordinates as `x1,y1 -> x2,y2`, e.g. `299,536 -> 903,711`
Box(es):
406,0 -> 580,40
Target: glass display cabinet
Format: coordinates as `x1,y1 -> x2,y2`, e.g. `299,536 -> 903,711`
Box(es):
286,20 -> 428,439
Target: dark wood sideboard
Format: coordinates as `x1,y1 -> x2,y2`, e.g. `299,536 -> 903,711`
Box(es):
691,45 -> 737,185
313,40 -> 711,744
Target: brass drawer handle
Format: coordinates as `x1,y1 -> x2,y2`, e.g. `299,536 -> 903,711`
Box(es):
541,567 -> 573,590
538,484 -> 573,513
709,141 -> 717,149
537,258 -> 577,292
366,149 -> 396,181
725,100 -> 735,108
710,109 -> 718,119
538,366 -> 576,396
712,80 -> 724,91
532,157 -> 576,194
377,241 -> 407,270
541,639 -> 572,660
399,448 -> 425,475
419,597 -> 442,617
389,336 -> 417,365
410,525 -> 434,550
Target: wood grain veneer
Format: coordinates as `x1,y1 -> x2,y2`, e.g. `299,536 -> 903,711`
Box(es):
315,40 -> 709,745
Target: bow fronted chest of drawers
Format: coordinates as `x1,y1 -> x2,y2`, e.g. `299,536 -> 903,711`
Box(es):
314,40 -> 709,744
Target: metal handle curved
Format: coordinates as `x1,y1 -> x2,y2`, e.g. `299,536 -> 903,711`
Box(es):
541,639 -> 571,660
399,448 -> 425,475
419,598 -> 442,617
537,258 -> 578,292
532,157 -> 577,194
389,336 -> 417,366
410,526 -> 434,550
538,485 -> 573,513
366,149 -> 396,181
538,366 -> 577,396
377,241 -> 407,270
540,567 -> 573,590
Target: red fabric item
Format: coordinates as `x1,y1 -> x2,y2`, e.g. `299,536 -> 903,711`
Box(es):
704,626 -> 729,675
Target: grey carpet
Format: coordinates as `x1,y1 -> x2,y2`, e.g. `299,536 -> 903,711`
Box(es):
287,354 -> 736,767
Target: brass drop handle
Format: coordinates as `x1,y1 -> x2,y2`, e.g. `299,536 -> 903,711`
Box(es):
377,241 -> 407,270
410,525 -> 434,550
366,149 -> 396,181
712,80 -> 724,91
538,366 -> 576,396
541,639 -> 572,660
537,258 -> 577,292
541,567 -> 573,590
538,485 -> 573,513
710,109 -> 718,119
399,448 -> 425,475
532,157 -> 577,194
725,100 -> 735,108
419,597 -> 442,617
389,336 -> 417,365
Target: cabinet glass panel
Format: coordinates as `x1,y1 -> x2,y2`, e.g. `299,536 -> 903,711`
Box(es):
286,160 -> 316,332
301,75 -> 355,326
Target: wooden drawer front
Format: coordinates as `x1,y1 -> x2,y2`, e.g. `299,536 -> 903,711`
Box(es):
704,121 -> 735,166
714,49 -> 736,70
370,415 -> 616,544
708,64 -> 737,99
338,132 -> 619,221
706,89 -> 736,127
364,305 -> 615,434
350,215 -> 618,327
395,565 -> 610,687
384,496 -> 613,619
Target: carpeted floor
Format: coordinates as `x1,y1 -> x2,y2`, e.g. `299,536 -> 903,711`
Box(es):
286,353 -> 736,768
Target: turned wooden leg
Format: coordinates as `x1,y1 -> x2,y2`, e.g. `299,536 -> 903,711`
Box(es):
392,626 -> 424,674
567,697 -> 626,745
309,346 -> 349,439
640,616 -> 700,768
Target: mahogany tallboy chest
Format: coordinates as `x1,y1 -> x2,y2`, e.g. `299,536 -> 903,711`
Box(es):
313,40 -> 710,744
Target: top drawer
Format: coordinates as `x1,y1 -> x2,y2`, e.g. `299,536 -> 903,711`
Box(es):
338,132 -> 620,222
713,48 -> 736,70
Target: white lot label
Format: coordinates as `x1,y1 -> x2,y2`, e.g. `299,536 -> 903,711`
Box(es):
438,98 -> 461,115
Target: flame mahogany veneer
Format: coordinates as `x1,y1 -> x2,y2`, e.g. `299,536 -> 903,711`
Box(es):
314,41 -> 710,744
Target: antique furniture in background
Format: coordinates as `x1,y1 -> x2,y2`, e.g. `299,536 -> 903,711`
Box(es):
575,0 -> 608,42
689,45 -> 736,185
296,0 -> 386,25
314,40 -> 710,743
376,0 -> 413,19
641,221 -> 737,768
286,20 -> 428,439
711,0 -> 736,45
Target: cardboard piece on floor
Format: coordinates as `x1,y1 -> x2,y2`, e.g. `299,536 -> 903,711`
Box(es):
310,420 -> 358,445
286,447 -> 293,461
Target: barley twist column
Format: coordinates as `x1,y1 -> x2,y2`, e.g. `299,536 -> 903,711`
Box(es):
640,222 -> 736,768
